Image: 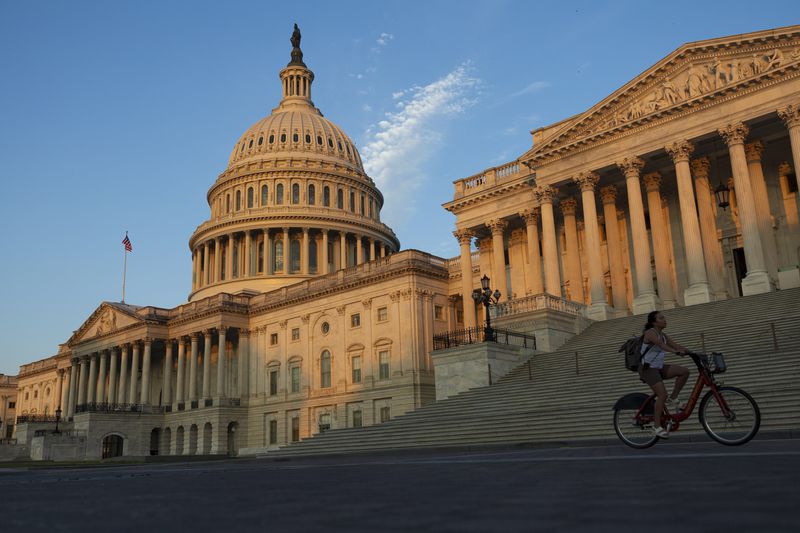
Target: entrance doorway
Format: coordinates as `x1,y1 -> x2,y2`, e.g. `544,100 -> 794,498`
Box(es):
149,428 -> 160,456
732,247 -> 747,296
226,422 -> 238,457
101,434 -> 124,459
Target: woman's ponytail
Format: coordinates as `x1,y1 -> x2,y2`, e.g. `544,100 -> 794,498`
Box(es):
643,310 -> 659,332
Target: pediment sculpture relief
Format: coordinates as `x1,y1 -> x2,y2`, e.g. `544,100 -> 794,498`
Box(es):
95,309 -> 118,336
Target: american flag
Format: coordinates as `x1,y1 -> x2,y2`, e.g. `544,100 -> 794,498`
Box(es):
122,234 -> 133,252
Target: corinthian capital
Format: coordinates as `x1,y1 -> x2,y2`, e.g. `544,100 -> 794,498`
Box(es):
486,218 -> 508,235
718,122 -> 749,146
777,104 -> 800,129
616,156 -> 645,178
560,197 -> 578,217
665,140 -> 694,163
453,229 -> 474,246
534,184 -> 557,203
690,157 -> 711,180
573,171 -> 600,192
599,185 -> 618,205
744,141 -> 765,163
519,208 -> 540,225
778,161 -> 793,177
642,172 -> 662,192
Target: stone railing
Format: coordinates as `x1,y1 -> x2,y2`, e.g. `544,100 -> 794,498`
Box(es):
445,251 -> 481,274
452,160 -> 527,199
491,293 -> 586,319
171,293 -> 251,319
19,358 -> 58,376
74,403 -> 165,415
0,375 -> 17,386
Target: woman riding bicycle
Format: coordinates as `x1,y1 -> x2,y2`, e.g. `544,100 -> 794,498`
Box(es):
640,310 -> 691,438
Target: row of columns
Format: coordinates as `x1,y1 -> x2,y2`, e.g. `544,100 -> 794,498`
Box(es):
193,229 -> 391,290
455,112 -> 800,324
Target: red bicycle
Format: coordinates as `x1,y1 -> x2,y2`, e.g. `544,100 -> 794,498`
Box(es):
613,351 -> 760,448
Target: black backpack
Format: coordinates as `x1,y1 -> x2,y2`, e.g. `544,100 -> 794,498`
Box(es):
619,335 -> 653,372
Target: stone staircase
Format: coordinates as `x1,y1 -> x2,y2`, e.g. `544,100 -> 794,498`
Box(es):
260,288 -> 800,458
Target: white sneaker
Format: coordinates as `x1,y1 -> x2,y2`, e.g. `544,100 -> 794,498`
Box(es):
653,426 -> 670,438
666,397 -> 686,411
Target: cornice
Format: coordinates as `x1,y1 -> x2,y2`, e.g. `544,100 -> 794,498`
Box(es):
442,178 -> 532,214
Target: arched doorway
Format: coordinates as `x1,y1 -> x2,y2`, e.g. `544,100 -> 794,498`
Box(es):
226,422 -> 238,457
101,434 -> 124,459
202,423 -> 212,455
149,428 -> 161,456
175,426 -> 185,456
162,427 -> 172,456
189,424 -> 198,455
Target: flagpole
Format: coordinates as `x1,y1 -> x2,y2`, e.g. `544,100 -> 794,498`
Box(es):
122,231 -> 128,303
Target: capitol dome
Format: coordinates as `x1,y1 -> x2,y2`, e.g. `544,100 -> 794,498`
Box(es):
188,26 -> 399,301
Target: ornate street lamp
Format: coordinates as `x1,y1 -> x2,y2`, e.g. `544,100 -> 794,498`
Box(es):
714,181 -> 730,210
472,275 -> 502,341
52,407 -> 62,435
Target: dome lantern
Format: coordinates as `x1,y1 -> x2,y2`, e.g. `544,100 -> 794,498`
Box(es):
277,24 -> 316,113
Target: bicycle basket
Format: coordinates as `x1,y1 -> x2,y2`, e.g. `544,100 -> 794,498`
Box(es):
709,352 -> 727,374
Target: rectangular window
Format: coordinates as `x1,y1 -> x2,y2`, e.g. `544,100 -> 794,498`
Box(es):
291,327 -> 300,341
270,333 -> 278,345
351,313 -> 361,328
291,416 -> 300,442
380,406 -> 391,423
269,420 -> 278,444
321,355 -> 332,388
351,355 -> 361,383
377,306 -> 388,322
269,370 -> 278,396
379,350 -> 390,380
457,310 -> 464,324
291,366 -> 301,393
8,401 -> 15,409
434,305 -> 444,320
353,410 -> 363,428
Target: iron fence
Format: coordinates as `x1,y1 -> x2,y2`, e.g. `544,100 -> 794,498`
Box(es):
433,325 -> 536,351
16,415 -> 58,424
74,403 -> 166,414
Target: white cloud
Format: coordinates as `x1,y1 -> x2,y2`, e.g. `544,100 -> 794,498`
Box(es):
362,103 -> 372,112
361,63 -> 481,227
508,81 -> 550,99
376,32 -> 395,46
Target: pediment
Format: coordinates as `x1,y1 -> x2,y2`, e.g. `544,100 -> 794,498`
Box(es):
524,26 -> 800,161
68,302 -> 145,345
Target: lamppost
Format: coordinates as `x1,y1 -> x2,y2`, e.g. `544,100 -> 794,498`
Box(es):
472,274 -> 501,341
52,407 -> 62,435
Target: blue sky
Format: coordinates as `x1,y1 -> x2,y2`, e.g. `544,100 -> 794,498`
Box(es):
0,0 -> 795,373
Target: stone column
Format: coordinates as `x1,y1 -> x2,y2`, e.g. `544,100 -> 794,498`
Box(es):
599,186 -> 628,313
216,327 -> 227,398
666,140 -> 713,304
163,340 -> 172,406
642,172 -> 677,309
380,243 -> 386,258
128,342 -> 139,404
301,228 -> 310,274
55,369 -> 65,411
339,231 -> 347,269
617,157 -> 659,314
559,198 -> 584,303
189,333 -> 199,402
263,228 -> 271,275
321,230 -> 329,274
691,157 -> 728,299
281,228 -> 289,273
96,350 -> 107,403
86,353 -> 98,404
777,104 -> 800,193
67,359 -> 78,417
745,141 -> 779,281
454,229 -> 477,329
202,330 -> 212,401
227,234 -> 235,278
243,230 -> 252,277
118,345 -> 129,404
175,338 -> 185,405
778,162 -> 800,265
356,234 -> 364,265
536,185 -> 562,296
192,249 -> 198,290
203,242 -> 210,286
574,172 -> 612,319
371,239 -> 378,262
719,123 -> 772,295
238,329 -> 249,398
77,355 -> 88,407
487,219 -> 508,298
520,209 -> 544,295
140,338 -> 152,405
108,348 -> 118,405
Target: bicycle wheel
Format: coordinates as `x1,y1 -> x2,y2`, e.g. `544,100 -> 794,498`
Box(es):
613,406 -> 658,449
699,386 -> 760,446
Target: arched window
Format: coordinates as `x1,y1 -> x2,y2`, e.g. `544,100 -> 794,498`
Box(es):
102,434 -> 124,459
274,240 -> 284,272
369,198 -> 374,219
328,138 -> 334,148
269,134 -> 275,144
305,133 -> 311,144
320,350 -> 332,388
235,190 -> 241,211
293,133 -> 299,143
280,133 -> 287,143
360,193 -> 365,215
247,187 -> 254,209
323,186 -> 330,207
276,184 -> 284,205
337,189 -> 344,210
248,139 -> 253,148
317,135 -> 323,145
292,183 -> 300,204
308,184 -> 315,205
337,141 -> 343,152
290,239 -> 300,273
261,185 -> 268,206
349,190 -> 355,212
309,240 -> 317,273
258,136 -> 263,146
226,194 -> 231,213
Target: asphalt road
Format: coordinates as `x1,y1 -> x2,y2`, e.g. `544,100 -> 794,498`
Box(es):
1,439 -> 797,532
